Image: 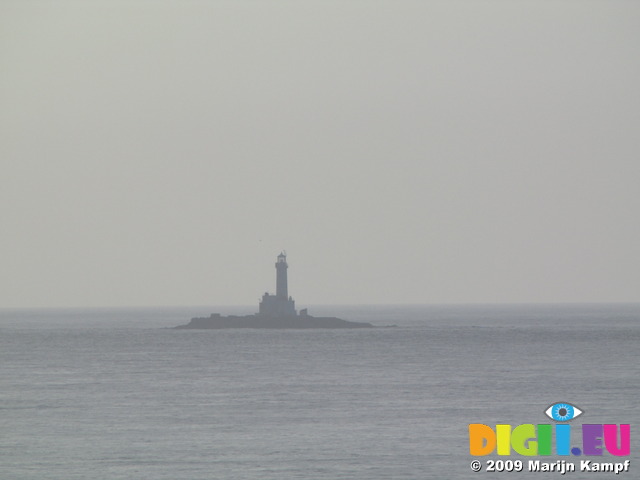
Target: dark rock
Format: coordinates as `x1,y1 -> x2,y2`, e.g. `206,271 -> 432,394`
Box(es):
175,314 -> 373,329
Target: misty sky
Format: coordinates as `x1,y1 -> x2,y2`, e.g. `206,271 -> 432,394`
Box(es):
1,1 -> 639,308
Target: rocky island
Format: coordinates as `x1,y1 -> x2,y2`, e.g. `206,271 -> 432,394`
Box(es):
175,252 -> 373,329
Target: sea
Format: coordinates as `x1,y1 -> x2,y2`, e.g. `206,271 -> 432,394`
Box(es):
1,303 -> 638,479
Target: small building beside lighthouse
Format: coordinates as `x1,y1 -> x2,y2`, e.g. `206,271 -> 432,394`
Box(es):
259,252 -> 297,317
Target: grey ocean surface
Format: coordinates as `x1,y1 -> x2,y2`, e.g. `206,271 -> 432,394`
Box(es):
1,304 -> 638,479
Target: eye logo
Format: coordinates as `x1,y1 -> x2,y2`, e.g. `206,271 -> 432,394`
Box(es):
544,402 -> 583,422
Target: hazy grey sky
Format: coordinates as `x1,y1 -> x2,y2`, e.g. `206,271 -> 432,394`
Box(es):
1,0 -> 639,308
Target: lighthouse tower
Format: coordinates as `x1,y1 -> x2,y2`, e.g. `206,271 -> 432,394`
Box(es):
276,252 -> 288,299
259,252 -> 297,317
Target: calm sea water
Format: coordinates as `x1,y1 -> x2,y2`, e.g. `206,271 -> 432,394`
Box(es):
1,304 -> 639,479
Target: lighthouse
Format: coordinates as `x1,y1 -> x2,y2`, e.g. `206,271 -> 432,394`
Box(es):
175,251 -> 375,328
259,252 -> 297,317
276,251 -> 288,299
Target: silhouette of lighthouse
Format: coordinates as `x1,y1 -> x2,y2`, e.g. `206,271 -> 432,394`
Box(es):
276,251 -> 288,299
259,252 -> 297,317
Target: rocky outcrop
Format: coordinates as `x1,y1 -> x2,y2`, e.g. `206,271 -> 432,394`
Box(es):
174,313 -> 373,329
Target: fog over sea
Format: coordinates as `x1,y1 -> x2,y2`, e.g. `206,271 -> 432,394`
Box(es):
2,304 -> 638,479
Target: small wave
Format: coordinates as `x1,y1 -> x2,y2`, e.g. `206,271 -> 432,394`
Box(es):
0,404 -> 60,410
